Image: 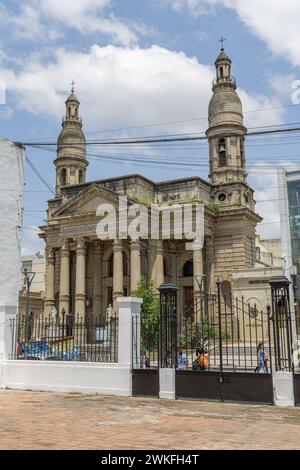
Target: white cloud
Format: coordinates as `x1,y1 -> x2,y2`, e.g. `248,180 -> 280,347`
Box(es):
226,0 -> 300,67
22,225 -> 44,256
0,0 -> 154,47
0,44 -> 284,134
165,0 -> 300,66
165,0 -> 218,16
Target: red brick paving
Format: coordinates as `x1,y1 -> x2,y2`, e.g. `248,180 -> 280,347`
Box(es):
0,390 -> 299,450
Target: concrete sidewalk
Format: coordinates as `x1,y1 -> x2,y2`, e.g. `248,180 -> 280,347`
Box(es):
0,390 -> 299,450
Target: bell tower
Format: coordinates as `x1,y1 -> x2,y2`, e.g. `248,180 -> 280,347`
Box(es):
205,45 -> 262,282
206,45 -> 247,186
55,83 -> 88,196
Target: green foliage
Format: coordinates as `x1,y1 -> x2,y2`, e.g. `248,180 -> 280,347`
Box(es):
132,277 -> 160,349
206,203 -> 220,213
180,316 -> 217,349
180,316 -> 231,348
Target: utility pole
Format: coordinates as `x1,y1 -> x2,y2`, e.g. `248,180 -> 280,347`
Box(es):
23,268 -> 36,340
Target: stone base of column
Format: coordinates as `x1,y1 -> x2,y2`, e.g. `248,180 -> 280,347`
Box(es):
274,371 -> 295,406
44,300 -> 55,315
159,369 -> 176,400
59,296 -> 70,316
113,292 -> 124,312
75,294 -> 86,320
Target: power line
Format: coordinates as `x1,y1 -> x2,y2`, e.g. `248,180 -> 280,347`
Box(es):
19,124 -> 300,147
25,156 -> 55,194
22,103 -> 300,142
25,144 -> 300,173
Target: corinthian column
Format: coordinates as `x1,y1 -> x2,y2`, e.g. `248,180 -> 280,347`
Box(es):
193,246 -> 204,299
206,236 -> 215,293
44,247 -> 55,315
113,240 -> 124,312
75,238 -> 87,320
93,241 -> 103,318
59,241 -> 70,315
130,240 -> 141,293
149,239 -> 164,291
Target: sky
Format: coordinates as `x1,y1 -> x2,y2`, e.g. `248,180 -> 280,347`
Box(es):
0,0 -> 300,254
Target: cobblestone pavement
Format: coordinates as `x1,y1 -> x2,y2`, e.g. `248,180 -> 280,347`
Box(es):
0,390 -> 300,450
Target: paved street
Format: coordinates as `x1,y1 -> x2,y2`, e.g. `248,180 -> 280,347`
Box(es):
0,390 -> 300,450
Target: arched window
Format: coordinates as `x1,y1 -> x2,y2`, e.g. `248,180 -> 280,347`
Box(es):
61,168 -> 67,186
240,139 -> 245,166
78,170 -> 84,184
220,66 -> 224,78
68,106 -> 71,117
221,280 -> 232,308
183,260 -> 193,278
218,138 -> 226,167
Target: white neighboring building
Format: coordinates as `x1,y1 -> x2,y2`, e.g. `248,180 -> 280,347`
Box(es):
232,236 -> 284,310
19,253 -> 45,316
0,139 -> 25,364
0,139 -> 25,315
20,253 -> 45,294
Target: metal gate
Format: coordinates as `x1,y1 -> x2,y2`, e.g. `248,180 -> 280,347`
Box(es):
131,308 -> 159,397
159,282 -> 274,404
269,277 -> 300,406
132,277 -> 299,405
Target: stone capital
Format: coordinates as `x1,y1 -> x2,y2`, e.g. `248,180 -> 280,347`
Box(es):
76,237 -> 87,253
149,239 -> 163,251
130,240 -> 141,250
113,239 -> 123,251
61,240 -> 70,256
46,247 -> 55,262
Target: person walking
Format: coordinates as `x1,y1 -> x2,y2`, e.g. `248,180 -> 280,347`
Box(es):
177,346 -> 188,370
255,342 -> 269,373
193,348 -> 209,371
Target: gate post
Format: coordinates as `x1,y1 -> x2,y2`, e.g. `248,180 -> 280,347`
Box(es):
158,283 -> 179,400
0,308 -> 17,388
216,280 -> 224,402
117,297 -> 143,368
268,276 -> 295,406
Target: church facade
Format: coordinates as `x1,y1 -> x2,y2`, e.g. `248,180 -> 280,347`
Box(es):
41,48 -> 262,319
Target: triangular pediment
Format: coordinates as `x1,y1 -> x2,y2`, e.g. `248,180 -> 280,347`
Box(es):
53,184 -> 133,218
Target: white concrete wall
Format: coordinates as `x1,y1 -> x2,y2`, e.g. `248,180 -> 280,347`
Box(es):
0,139 -> 24,312
2,361 -> 131,396
0,297 -> 142,397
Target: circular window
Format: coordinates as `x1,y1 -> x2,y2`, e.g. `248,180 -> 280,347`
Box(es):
249,306 -> 258,318
218,193 -> 227,202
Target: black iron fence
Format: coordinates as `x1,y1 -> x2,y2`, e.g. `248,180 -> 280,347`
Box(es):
164,293 -> 273,374
132,313 -> 159,369
133,285 -> 274,374
9,311 -> 119,363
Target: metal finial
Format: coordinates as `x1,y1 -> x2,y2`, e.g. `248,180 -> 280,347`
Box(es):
71,80 -> 75,94
219,36 -> 226,51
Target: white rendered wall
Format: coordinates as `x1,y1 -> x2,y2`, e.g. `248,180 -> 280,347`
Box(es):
0,139 -> 24,312
3,361 -> 132,396
1,297 -> 142,397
